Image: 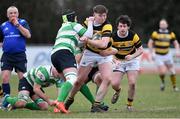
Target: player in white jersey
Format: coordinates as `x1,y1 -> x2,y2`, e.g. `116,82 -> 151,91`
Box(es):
1,65 -> 64,111
51,9 -> 94,113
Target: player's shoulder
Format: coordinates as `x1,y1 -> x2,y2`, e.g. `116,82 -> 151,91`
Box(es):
1,21 -> 9,27
102,20 -> 112,26
18,18 -> 28,24
129,30 -> 138,37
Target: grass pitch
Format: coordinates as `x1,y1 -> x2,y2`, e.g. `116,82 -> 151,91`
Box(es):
0,74 -> 180,118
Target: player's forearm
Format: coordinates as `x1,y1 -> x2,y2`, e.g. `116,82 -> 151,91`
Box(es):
132,46 -> 143,58
100,47 -> 118,56
173,40 -> 180,53
17,25 -> 31,39
33,88 -> 50,104
87,38 -> 109,48
148,39 -> 154,52
83,20 -> 93,38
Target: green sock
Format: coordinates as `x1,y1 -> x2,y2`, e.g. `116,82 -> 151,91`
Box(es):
57,81 -> 72,102
25,102 -> 40,110
6,97 -> 18,105
80,84 -> 95,104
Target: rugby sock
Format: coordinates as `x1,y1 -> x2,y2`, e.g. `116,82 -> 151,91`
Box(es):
0,86 -> 3,97
127,98 -> 133,106
93,101 -> 101,106
2,83 -> 10,95
80,84 -> 95,104
159,74 -> 165,84
57,81 -> 72,102
170,74 -> 176,88
7,97 -> 40,110
25,102 -> 41,110
6,97 -> 18,105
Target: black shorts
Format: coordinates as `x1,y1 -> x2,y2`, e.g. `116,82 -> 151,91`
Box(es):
1,52 -> 27,73
51,50 -> 77,73
86,67 -> 99,83
18,77 -> 44,98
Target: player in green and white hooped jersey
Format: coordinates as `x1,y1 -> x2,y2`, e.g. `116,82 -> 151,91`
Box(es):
51,9 -> 94,113
2,65 -> 64,110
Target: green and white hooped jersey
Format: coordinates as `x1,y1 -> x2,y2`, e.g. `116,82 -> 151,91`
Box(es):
51,22 -> 87,55
23,65 -> 63,88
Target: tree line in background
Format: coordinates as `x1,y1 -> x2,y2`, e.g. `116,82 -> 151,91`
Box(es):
1,0 -> 180,46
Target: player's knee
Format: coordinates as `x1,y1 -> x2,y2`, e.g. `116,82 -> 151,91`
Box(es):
38,102 -> 48,110
94,79 -> 101,87
35,98 -> 48,110
93,75 -> 102,86
74,80 -> 83,87
169,68 -> 175,75
65,72 -> 77,86
16,101 -> 26,108
159,67 -> 166,74
2,74 -> 10,83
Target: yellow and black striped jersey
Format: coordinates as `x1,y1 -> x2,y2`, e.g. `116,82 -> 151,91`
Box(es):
112,30 -> 142,60
83,20 -> 113,54
151,29 -> 176,55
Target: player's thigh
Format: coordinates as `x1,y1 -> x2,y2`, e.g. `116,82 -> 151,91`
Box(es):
98,62 -> 113,80
78,65 -> 92,83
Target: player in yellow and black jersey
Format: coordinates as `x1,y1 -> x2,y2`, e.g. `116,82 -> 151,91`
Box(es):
109,15 -> 143,111
151,28 -> 176,55
67,5 -> 114,113
148,19 -> 180,92
83,18 -> 113,53
112,30 -> 142,60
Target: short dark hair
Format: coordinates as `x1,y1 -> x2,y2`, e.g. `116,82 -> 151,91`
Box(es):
116,15 -> 132,27
62,9 -> 76,22
93,5 -> 108,14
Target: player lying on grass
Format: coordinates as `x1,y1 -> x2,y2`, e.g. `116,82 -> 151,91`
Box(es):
1,65 -> 64,111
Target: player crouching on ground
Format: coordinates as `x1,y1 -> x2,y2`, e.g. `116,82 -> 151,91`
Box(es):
1,65 -> 64,111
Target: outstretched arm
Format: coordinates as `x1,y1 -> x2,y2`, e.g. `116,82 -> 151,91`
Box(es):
33,83 -> 55,106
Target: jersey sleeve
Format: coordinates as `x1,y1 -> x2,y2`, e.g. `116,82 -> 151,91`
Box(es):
102,24 -> 112,37
170,32 -> 176,42
151,31 -> 157,40
74,46 -> 82,55
19,19 -> 31,33
72,22 -> 86,37
133,34 -> 142,48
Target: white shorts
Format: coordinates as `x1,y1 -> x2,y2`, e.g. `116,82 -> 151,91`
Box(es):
154,52 -> 174,66
80,49 -> 113,66
113,58 -> 140,73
